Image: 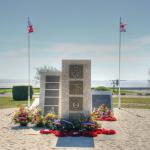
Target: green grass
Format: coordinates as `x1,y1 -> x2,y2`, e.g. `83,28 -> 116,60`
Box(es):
113,97 -> 150,104
0,97 -> 33,109
0,88 -> 12,94
113,97 -> 150,109
33,88 -> 40,93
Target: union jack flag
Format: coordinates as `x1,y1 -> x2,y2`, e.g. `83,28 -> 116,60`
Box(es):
28,17 -> 33,33
120,21 -> 126,32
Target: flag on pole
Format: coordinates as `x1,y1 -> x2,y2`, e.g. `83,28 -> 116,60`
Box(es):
28,18 -> 33,33
120,21 -> 126,32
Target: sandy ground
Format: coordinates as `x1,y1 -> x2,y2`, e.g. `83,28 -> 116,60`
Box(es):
0,108 -> 150,150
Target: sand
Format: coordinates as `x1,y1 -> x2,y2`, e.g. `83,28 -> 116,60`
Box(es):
0,108 -> 150,150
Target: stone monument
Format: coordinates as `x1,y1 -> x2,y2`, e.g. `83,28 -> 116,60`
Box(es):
39,71 -> 61,114
61,60 -> 91,119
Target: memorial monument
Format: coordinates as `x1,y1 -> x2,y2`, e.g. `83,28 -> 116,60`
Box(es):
61,60 -> 91,119
39,59 -> 92,119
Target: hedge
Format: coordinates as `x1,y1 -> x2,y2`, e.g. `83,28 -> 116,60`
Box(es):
12,86 -> 33,100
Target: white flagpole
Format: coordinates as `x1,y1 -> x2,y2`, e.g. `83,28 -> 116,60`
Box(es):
27,17 -> 31,107
118,17 -> 122,109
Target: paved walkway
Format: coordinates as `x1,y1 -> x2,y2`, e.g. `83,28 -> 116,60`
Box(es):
0,108 -> 150,150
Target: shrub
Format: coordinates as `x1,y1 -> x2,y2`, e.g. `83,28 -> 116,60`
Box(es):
121,93 -> 126,95
145,93 -> 150,96
12,86 -> 33,100
137,93 -> 143,96
94,86 -> 111,91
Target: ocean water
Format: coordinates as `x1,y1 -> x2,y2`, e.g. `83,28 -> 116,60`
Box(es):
0,79 -> 149,88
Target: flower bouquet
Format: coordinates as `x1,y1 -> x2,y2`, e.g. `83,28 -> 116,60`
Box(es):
13,105 -> 32,126
32,109 -> 44,127
92,104 -> 117,121
44,112 -> 57,129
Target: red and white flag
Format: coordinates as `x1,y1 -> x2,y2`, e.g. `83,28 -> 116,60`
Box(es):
28,18 -> 33,33
120,21 -> 126,32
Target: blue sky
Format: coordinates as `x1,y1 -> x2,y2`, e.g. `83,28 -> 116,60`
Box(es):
0,0 -> 150,81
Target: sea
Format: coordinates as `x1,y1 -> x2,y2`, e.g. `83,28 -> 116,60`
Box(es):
0,79 -> 149,89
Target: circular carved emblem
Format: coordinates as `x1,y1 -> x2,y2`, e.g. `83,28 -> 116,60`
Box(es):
69,65 -> 83,78
73,102 -> 79,109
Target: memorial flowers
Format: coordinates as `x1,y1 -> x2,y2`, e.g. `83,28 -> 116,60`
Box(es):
44,112 -> 57,129
92,104 -> 117,121
32,109 -> 44,127
12,105 -> 33,126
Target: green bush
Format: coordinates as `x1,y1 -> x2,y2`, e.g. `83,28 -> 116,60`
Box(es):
121,92 -> 126,95
12,86 -> 33,100
137,93 -> 143,96
145,93 -> 150,96
94,86 -> 111,91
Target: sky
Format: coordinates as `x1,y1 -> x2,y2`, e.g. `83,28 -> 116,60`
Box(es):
0,0 -> 150,81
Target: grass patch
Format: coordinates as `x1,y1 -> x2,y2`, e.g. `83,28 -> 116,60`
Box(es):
0,88 -> 12,94
113,97 -> 150,104
0,97 -> 33,109
113,97 -> 150,109
33,88 -> 40,93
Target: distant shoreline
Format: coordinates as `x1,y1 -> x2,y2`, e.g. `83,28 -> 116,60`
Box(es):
0,79 -> 149,89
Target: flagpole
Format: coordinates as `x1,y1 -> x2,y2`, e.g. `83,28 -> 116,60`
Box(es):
118,17 -> 121,109
27,18 -> 31,107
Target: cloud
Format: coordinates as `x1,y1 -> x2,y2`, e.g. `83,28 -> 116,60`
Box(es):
123,35 -> 150,51
1,35 -> 150,64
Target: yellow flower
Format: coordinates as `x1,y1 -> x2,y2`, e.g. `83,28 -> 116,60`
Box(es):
46,113 -> 55,119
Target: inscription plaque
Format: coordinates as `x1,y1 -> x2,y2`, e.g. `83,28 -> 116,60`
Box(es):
69,81 -> 83,95
69,65 -> 83,79
69,97 -> 83,111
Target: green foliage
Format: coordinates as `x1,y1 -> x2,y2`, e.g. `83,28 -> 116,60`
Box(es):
94,86 -> 111,91
33,88 -> 40,93
113,97 -> 150,104
0,88 -> 12,94
12,86 -> 33,100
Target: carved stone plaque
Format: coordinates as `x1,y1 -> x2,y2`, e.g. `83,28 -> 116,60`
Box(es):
69,97 -> 83,111
69,65 -> 83,79
69,81 -> 83,95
